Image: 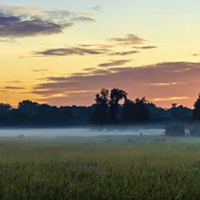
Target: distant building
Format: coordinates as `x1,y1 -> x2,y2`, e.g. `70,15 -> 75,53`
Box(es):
165,124 -> 185,136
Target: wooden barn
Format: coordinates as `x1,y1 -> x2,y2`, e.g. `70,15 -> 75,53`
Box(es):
165,124 -> 185,137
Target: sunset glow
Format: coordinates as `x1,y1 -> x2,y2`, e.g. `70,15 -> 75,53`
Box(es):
1,0 -> 200,108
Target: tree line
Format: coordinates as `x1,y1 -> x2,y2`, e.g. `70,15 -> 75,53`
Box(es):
0,87 -> 199,127
0,100 -> 94,127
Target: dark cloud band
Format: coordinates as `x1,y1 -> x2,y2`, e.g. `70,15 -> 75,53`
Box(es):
5,86 -> 25,90
35,47 -> 108,56
109,50 -> 139,56
0,12 -> 71,38
98,59 -> 131,67
0,7 -> 96,38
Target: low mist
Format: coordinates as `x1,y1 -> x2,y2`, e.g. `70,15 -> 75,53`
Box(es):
0,126 -> 165,138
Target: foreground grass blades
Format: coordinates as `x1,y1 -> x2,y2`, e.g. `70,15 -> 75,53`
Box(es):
0,136 -> 199,199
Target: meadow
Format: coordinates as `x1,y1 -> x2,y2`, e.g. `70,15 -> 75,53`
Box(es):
0,135 -> 199,199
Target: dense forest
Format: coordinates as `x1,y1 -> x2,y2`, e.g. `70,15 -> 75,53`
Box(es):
0,88 -> 199,127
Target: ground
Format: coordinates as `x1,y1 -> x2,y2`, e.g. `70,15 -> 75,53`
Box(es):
0,135 -> 199,199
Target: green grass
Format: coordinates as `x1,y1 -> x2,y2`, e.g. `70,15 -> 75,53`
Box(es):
0,135 -> 199,199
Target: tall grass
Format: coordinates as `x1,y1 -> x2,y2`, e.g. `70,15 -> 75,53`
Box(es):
0,136 -> 199,199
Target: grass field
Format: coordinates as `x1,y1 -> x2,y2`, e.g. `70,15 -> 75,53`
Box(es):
0,135 -> 199,199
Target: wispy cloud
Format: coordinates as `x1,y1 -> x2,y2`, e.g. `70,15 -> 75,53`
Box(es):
6,80 -> 22,83
110,34 -> 146,45
134,46 -> 157,50
192,53 -> 200,56
4,86 -> 25,90
31,69 -> 48,73
33,33 -> 155,57
98,59 -> 131,67
109,50 -> 139,56
83,67 -> 96,71
148,82 -> 185,86
85,5 -> 102,12
34,43 -> 140,57
153,97 -> 189,102
70,16 -> 96,22
91,5 -> 102,11
35,47 -> 108,56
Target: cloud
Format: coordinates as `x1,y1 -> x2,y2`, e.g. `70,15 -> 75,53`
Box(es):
4,86 -> 25,90
83,67 -> 96,71
134,46 -> 157,50
35,47 -> 108,56
98,59 -> 131,67
0,7 -> 96,39
31,69 -> 48,73
91,5 -> 102,11
110,34 -> 146,45
153,97 -> 189,102
148,82 -> 185,86
78,44 -> 95,47
78,43 -> 115,50
192,54 -> 200,56
109,50 -> 139,56
85,5 -> 102,12
70,16 -> 95,22
33,34 -> 153,57
0,10 -> 71,38
32,62 -> 200,107
6,81 -> 22,83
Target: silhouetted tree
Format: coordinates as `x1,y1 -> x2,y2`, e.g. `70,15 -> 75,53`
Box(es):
17,100 -> 39,125
91,89 -> 152,125
9,109 -> 27,126
18,100 -> 39,113
121,97 -> 151,124
193,93 -> 200,120
59,106 -> 83,126
0,103 -> 11,112
170,105 -> 192,121
109,88 -> 127,123
134,97 -> 150,123
0,103 -> 11,126
91,89 -> 110,125
121,99 -> 136,123
145,102 -> 165,122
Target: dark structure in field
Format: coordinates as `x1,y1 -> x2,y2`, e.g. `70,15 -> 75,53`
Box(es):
190,127 -> 200,137
165,124 -> 185,137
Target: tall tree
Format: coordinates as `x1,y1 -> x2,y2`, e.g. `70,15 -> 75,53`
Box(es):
122,97 -> 151,124
18,100 -> 38,113
170,105 -> 192,122
121,99 -> 136,124
193,93 -> 200,120
134,97 -> 150,123
0,103 -> 11,126
91,89 -> 109,125
109,88 -> 127,123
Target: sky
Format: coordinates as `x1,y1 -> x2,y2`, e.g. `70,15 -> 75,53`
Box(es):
0,0 -> 200,108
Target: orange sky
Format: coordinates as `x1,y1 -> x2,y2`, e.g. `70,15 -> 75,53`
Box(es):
1,0 -> 200,108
